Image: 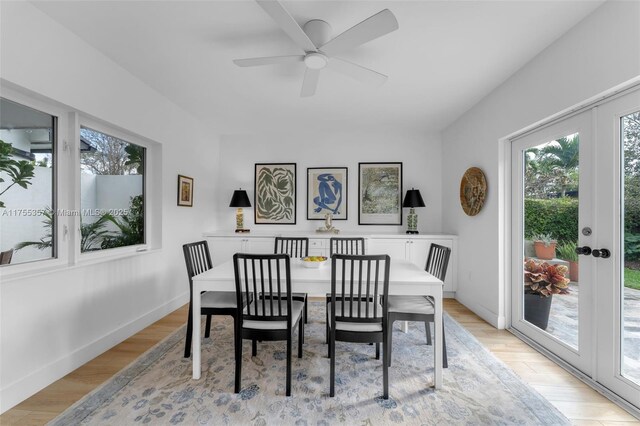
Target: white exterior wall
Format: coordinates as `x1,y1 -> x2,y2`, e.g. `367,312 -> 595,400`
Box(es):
0,166 -> 53,263
0,2 -> 220,412
441,1 -> 640,327
216,132 -> 442,234
95,175 -> 142,212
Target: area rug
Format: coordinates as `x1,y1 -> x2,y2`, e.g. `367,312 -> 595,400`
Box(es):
49,302 -> 570,425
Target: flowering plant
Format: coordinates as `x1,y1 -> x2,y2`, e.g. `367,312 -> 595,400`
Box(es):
524,258 -> 570,297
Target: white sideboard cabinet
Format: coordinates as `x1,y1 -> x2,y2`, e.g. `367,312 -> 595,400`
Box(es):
207,236 -> 274,266
367,237 -> 456,293
204,232 -> 457,295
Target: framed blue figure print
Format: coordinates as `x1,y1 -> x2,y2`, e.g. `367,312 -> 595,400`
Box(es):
307,167 -> 348,220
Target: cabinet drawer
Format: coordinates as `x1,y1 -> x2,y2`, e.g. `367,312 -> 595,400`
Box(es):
309,238 -> 327,249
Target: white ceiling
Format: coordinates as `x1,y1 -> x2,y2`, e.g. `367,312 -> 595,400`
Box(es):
32,1 -> 603,135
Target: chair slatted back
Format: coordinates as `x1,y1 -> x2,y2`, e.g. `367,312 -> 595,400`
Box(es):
330,254 -> 390,325
233,253 -> 292,325
329,237 -> 366,256
274,237 -> 309,258
425,244 -> 451,282
0,249 -> 14,265
183,241 -> 213,290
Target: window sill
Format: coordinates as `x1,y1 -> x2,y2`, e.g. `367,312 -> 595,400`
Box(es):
0,247 -> 161,283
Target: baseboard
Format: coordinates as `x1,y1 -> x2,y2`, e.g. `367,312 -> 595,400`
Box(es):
455,293 -> 506,329
0,292 -> 189,414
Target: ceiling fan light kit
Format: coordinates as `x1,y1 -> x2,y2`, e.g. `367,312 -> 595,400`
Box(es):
304,53 -> 328,70
233,0 -> 398,97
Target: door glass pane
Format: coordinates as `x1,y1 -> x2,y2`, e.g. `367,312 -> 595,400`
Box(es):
523,133 -> 579,348
621,111 -> 640,385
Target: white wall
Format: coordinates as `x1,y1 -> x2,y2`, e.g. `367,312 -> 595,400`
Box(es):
0,2 -> 220,412
441,1 -> 640,327
217,132 -> 442,234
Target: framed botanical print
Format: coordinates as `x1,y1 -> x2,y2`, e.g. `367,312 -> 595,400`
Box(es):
307,167 -> 348,220
254,163 -> 296,224
358,162 -> 402,225
177,175 -> 193,207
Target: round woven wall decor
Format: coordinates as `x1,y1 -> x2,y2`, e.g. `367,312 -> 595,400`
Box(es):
460,167 -> 487,216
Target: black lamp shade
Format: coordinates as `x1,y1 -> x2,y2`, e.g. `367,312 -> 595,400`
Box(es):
402,189 -> 425,208
229,190 -> 251,208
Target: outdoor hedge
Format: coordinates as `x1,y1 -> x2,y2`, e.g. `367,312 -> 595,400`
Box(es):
524,198 -> 578,244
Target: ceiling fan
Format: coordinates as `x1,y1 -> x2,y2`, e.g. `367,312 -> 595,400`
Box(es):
233,0 -> 399,97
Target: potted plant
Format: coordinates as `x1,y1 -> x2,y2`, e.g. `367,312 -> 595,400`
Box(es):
523,258 -> 570,330
532,233 -> 557,260
557,241 -> 579,282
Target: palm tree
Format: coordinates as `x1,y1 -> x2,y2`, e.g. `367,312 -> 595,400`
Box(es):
540,135 -> 579,197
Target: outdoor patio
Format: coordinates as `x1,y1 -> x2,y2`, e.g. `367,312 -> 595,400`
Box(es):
544,284 -> 640,384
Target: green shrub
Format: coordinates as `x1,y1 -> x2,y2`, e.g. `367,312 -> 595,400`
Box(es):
524,198 -> 578,244
624,233 -> 640,261
624,197 -> 640,234
556,241 -> 578,262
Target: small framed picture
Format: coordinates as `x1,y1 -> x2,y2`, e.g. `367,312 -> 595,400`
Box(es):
358,162 -> 403,225
307,167 -> 348,220
177,175 -> 194,207
255,163 -> 296,224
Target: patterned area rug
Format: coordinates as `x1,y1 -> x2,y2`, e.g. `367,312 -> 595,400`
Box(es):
50,302 -> 569,425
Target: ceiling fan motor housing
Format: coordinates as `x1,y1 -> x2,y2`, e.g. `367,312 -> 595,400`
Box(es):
303,19 -> 332,49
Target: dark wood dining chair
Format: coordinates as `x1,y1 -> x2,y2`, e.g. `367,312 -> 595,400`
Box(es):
326,237 -> 368,342
0,249 -> 14,265
328,254 -> 390,399
329,237 -> 365,256
233,253 -> 304,396
386,243 -> 451,368
274,237 -> 309,324
182,241 -> 248,358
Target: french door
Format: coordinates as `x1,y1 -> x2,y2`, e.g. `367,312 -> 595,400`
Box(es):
511,88 -> 640,409
594,91 -> 640,406
511,110 -> 593,373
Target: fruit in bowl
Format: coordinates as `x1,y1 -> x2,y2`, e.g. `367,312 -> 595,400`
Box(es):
301,256 -> 328,268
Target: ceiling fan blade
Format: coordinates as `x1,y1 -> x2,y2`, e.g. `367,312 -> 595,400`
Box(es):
320,9 -> 398,56
233,55 -> 304,67
256,0 -> 318,53
328,57 -> 387,86
301,68 -> 320,97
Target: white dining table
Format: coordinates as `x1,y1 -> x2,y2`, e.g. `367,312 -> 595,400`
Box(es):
191,258 -> 444,389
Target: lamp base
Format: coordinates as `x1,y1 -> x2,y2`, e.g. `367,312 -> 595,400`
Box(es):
235,229 -> 250,233
406,230 -> 419,234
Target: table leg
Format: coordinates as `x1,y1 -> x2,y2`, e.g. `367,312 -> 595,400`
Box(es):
433,288 -> 443,389
192,284 -> 201,380
400,321 -> 409,333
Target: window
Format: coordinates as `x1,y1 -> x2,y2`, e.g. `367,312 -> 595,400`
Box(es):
79,126 -> 145,253
0,98 -> 56,266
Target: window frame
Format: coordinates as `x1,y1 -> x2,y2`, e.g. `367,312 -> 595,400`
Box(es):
76,116 -> 152,263
0,88 -> 69,279
0,85 -> 162,281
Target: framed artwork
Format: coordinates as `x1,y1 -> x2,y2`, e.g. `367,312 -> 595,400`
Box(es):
307,167 -> 348,220
254,163 -> 296,224
358,162 -> 402,225
177,175 -> 194,207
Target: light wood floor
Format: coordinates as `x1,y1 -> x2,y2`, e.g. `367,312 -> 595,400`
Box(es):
1,299 -> 638,425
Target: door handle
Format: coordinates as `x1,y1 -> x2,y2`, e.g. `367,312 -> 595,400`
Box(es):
592,248 -> 611,259
575,246 -> 592,256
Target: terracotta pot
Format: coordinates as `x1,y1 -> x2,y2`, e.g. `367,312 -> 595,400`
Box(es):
568,260 -> 579,282
524,293 -> 553,330
533,241 -> 556,260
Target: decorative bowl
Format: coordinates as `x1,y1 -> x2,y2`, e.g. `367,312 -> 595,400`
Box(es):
301,256 -> 329,268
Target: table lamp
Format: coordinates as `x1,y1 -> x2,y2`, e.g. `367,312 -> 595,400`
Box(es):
229,189 -> 251,233
402,188 -> 425,234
